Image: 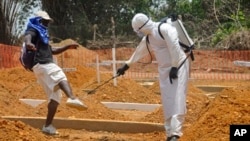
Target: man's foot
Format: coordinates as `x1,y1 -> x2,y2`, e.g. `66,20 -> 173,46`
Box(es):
42,124 -> 59,135
66,98 -> 88,110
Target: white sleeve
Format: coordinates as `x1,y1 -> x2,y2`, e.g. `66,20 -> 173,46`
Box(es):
125,36 -> 151,66
161,24 -> 183,68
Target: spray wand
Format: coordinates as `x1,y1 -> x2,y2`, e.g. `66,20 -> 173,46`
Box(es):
87,74 -> 120,94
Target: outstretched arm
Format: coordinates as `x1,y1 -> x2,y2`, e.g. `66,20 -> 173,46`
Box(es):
125,36 -> 151,66
117,36 -> 150,76
52,44 -> 79,54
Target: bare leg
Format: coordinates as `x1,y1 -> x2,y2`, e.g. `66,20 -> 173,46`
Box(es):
45,99 -> 59,126
59,80 -> 87,110
58,80 -> 75,99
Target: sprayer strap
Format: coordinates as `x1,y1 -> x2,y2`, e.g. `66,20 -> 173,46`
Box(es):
158,22 -> 165,39
144,35 -> 153,64
158,22 -> 194,61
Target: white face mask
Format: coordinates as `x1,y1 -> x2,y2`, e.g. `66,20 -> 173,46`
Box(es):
136,31 -> 145,38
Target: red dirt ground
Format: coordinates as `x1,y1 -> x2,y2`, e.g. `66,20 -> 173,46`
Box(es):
0,40 -> 249,141
0,66 -> 249,141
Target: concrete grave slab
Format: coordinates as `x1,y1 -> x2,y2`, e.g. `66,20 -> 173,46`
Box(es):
2,116 -> 164,133
195,85 -> 234,93
19,99 -> 46,108
101,102 -> 161,112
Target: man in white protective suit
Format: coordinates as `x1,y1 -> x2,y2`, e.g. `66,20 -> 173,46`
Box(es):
116,13 -> 189,141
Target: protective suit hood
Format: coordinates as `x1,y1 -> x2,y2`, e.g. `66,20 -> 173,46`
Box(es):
132,13 -> 154,35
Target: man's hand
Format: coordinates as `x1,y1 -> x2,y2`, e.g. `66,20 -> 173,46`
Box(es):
169,67 -> 178,84
67,44 -> 79,49
117,64 -> 129,76
25,42 -> 36,51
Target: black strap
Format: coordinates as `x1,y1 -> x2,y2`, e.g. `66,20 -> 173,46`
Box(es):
139,35 -> 153,64
145,35 -> 153,64
137,35 -> 153,65
146,35 -> 150,44
138,18 -> 150,30
158,22 -> 194,61
158,22 -> 165,39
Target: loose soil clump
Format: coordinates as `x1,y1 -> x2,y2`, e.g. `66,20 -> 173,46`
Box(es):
0,66 -> 249,140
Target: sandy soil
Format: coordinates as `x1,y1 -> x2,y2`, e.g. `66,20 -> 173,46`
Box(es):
0,65 -> 249,141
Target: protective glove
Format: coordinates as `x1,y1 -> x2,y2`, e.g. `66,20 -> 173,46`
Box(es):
169,67 -> 178,84
117,64 -> 129,76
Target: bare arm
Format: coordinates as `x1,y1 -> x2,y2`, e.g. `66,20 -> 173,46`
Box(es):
24,34 -> 36,51
52,44 -> 79,55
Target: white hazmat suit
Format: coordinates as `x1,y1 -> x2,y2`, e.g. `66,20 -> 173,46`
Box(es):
119,13 -> 190,140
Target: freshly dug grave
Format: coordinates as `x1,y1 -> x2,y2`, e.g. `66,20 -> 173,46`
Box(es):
182,80 -> 250,141
0,67 -> 249,141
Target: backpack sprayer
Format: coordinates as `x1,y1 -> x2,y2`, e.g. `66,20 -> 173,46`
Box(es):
160,15 -> 195,68
145,14 -> 195,70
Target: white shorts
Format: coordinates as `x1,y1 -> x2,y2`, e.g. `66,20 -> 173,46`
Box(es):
32,63 -> 67,103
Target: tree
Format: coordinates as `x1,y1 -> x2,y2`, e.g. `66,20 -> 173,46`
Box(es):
159,0 -> 250,48
41,0 -> 92,45
210,0 -> 250,47
41,0 -> 153,43
81,0 -> 152,38
2,0 -> 249,48
0,0 -> 39,45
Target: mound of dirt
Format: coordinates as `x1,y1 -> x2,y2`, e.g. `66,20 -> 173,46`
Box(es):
0,66 -> 249,140
0,66 -> 156,120
0,119 -> 53,141
182,83 -> 250,141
